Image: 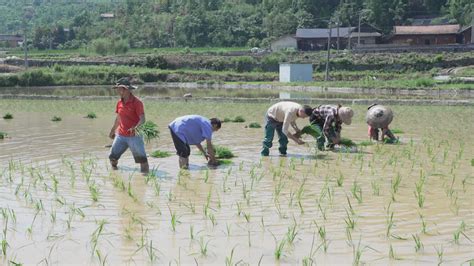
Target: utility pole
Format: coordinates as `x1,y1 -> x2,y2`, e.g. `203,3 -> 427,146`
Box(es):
23,9 -> 28,68
22,4 -> 33,69
357,12 -> 361,47
325,23 -> 332,82
336,21 -> 340,52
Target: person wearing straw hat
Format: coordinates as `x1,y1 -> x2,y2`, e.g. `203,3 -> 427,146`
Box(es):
261,101 -> 313,156
366,104 -> 397,143
108,77 -> 149,174
309,104 -> 354,151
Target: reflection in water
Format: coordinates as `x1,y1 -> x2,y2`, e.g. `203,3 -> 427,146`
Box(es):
0,102 -> 473,265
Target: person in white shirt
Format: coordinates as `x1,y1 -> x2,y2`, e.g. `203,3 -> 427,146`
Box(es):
261,101 -> 313,156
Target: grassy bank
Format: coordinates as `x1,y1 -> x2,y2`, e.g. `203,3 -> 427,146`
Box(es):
0,65 -> 471,91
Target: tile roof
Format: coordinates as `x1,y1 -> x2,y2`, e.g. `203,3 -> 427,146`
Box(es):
394,24 -> 460,35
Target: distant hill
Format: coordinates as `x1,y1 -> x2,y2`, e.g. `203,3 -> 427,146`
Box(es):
0,0 -> 470,49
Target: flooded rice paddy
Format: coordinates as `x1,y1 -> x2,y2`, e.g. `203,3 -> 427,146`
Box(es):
0,100 -> 473,265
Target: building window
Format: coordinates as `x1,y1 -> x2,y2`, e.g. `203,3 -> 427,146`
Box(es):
424,39 -> 431,45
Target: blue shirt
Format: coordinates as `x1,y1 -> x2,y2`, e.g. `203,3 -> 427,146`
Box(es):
169,115 -> 213,145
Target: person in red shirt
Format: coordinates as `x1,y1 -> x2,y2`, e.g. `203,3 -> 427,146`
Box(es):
108,78 -> 149,174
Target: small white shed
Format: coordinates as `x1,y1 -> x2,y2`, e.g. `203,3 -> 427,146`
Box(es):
279,63 -> 313,82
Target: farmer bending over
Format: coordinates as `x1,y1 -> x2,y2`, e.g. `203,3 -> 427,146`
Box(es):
366,104 -> 397,143
108,77 -> 149,174
310,104 -> 354,151
169,115 -> 221,169
261,101 -> 313,156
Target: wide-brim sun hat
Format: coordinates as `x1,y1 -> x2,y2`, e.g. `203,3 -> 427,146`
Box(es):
115,77 -> 137,90
366,105 -> 393,128
339,107 -> 354,125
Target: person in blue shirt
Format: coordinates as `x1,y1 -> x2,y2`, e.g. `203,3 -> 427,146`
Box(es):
168,115 -> 221,169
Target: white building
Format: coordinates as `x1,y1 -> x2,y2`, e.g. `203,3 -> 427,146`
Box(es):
279,63 -> 313,82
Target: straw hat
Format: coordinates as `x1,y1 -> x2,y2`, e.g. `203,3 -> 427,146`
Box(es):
339,107 -> 354,125
366,104 -> 393,128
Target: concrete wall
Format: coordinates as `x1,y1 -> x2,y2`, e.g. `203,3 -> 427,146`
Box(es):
279,64 -> 313,82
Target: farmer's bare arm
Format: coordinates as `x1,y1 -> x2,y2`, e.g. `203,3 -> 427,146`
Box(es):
196,143 -> 209,160
129,114 -> 146,134
206,139 -> 218,164
109,115 -> 120,139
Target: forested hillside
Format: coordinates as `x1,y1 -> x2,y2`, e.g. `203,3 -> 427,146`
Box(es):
0,0 -> 472,49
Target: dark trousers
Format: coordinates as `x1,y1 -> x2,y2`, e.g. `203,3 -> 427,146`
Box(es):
169,127 -> 190,158
261,115 -> 289,156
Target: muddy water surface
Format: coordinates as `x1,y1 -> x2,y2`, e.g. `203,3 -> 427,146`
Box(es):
0,100 -> 473,265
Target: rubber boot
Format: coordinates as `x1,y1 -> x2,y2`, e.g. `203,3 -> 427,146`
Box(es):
179,157 -> 189,169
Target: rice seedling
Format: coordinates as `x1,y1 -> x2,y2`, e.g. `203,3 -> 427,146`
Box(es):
145,240 -> 158,262
0,132 -> 8,139
248,122 -> 261,128
389,244 -> 397,260
96,249 -> 108,266
419,213 -> 427,234
223,117 -> 232,123
412,234 -> 423,252
3,113 -> 13,119
386,206 -> 394,238
351,181 -> 363,204
336,172 -> 344,187
51,116 -> 62,122
435,245 -> 444,265
273,236 -> 286,260
225,223 -> 231,237
135,121 -> 160,143
243,212 -> 251,223
352,239 -> 364,266
198,236 -> 210,256
232,116 -> 245,123
225,246 -> 236,266
344,209 -> 356,231
286,222 -> 298,245
127,181 -> 137,201
317,224 -> 329,252
90,219 -> 107,255
169,208 -> 180,232
85,112 -> 97,119
150,150 -> 171,158
414,179 -> 425,208
89,182 -> 99,202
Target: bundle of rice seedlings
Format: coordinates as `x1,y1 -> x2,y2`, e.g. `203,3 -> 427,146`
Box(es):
384,138 -> 400,144
86,112 -> 97,119
390,129 -> 404,134
3,113 -> 13,119
340,138 -> 356,147
248,122 -> 261,128
0,132 -> 7,139
204,145 -> 235,159
135,121 -> 160,143
217,159 -> 233,165
150,150 -> 171,158
223,118 -> 232,123
51,116 -> 62,122
301,125 -> 322,138
232,116 -> 245,123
